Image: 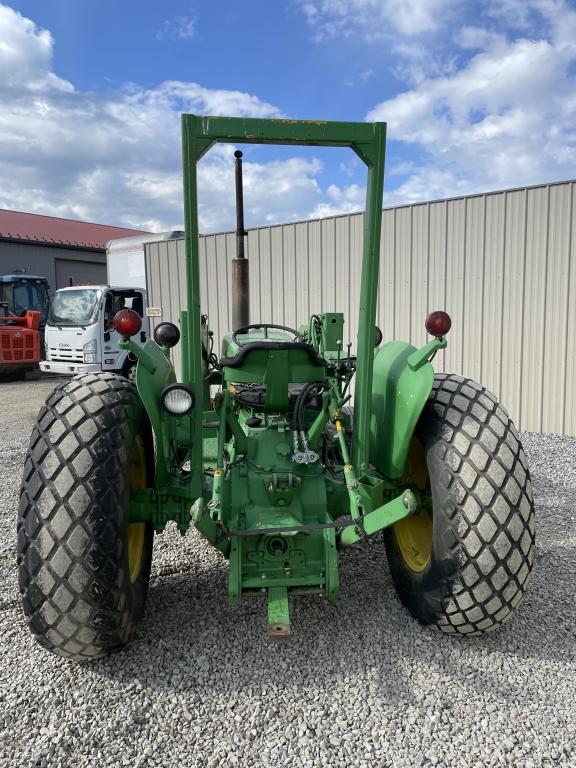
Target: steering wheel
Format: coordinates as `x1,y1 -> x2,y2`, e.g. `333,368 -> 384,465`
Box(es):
232,323 -> 303,347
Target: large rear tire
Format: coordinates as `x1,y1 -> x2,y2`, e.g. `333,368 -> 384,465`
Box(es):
384,373 -> 535,635
17,373 -> 154,660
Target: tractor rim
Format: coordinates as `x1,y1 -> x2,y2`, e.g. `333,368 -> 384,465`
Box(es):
394,439 -> 433,573
128,435 -> 146,583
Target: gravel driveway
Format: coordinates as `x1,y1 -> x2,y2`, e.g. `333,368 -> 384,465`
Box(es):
1,377 -> 575,768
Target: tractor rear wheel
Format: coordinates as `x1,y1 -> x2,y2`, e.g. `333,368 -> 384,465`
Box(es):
384,373 -> 535,635
17,373 -> 154,660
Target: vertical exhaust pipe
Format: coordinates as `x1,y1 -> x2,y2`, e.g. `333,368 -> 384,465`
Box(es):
232,150 -> 250,330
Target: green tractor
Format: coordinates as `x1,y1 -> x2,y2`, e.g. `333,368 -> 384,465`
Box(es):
17,117 -> 535,660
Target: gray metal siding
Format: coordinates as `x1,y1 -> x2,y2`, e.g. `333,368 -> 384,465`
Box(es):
144,179 -> 576,436
0,241 -> 106,291
54,257 -> 107,288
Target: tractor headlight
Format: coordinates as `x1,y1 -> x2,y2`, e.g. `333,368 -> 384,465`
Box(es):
83,339 -> 97,363
161,385 -> 195,415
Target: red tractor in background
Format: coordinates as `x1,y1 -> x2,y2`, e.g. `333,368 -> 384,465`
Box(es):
0,274 -> 49,378
0,308 -> 42,376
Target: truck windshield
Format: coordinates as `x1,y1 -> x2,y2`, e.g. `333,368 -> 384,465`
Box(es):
48,289 -> 101,327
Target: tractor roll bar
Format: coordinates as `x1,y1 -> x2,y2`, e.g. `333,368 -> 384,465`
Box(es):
181,115 -> 386,479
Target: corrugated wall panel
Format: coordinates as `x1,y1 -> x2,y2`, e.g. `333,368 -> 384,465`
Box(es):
270,227 -> 284,323
246,229 -> 260,323
283,225 -> 297,328
145,179 -> 576,436
542,184 -> 572,434
462,196 -> 485,383
335,216 -> 349,327
199,233 -> 207,313
308,220 -> 322,316
324,217 -> 332,312
394,207 -> 412,343
444,198 -> 466,376
348,214 -> 362,347
204,235 -> 221,344
522,186 -> 549,432
215,234 -> 230,334
411,204 -> 429,349
500,189 -> 526,425
379,209 -> 395,344
259,228 -> 273,323
564,187 -> 576,435
295,222 -> 310,323
481,193 -> 505,397
427,201 -> 447,371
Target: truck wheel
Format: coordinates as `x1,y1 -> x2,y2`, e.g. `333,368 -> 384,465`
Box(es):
384,374 -> 535,635
17,373 -> 154,660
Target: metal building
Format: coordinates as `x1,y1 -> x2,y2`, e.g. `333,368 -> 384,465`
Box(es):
145,179 -> 576,437
0,209 -> 147,292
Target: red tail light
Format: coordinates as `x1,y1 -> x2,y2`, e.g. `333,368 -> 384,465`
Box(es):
425,311 -> 451,338
113,309 -> 142,338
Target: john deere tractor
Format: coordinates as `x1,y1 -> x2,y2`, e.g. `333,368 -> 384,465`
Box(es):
17,117 -> 535,660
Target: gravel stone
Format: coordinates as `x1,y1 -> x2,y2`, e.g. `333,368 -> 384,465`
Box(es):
0,378 -> 575,767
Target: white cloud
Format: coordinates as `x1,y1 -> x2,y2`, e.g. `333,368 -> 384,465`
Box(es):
157,14 -> 197,41
390,42 -> 459,85
0,4 -> 359,233
196,149 -> 327,231
297,0 -> 464,87
344,69 -> 375,87
309,183 -> 366,218
387,160 -> 416,177
0,5 -> 72,93
454,26 -> 506,51
384,168 -> 472,206
367,0 -> 576,202
298,0 -> 461,40
484,0 -> 540,31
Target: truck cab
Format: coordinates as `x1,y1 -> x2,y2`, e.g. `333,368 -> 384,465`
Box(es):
41,285 -> 148,378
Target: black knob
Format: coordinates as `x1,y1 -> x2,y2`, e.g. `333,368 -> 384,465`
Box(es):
154,322 -> 180,348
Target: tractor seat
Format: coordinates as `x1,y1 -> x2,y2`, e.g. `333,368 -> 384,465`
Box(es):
220,340 -> 325,369
220,339 -> 326,412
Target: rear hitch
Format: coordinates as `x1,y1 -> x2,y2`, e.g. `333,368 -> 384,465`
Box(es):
268,586 -> 290,641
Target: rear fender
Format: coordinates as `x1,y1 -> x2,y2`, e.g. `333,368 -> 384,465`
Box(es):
121,338 -> 176,486
369,340 -> 440,479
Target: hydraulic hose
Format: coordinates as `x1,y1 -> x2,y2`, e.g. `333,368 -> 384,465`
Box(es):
292,380 -> 326,433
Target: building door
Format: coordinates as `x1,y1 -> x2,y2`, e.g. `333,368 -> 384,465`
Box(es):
54,258 -> 106,289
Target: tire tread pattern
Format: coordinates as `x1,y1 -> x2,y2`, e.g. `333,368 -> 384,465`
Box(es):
420,373 -> 535,635
17,373 -> 149,660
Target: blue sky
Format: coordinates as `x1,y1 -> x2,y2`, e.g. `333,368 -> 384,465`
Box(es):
1,0 -> 576,232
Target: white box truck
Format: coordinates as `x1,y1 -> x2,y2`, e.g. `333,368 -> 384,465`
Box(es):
40,231 -> 182,378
